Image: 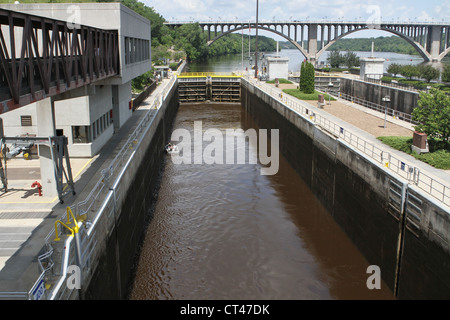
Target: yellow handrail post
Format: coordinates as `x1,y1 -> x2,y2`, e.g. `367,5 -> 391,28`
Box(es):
66,207 -> 79,234
54,220 -> 74,241
54,221 -> 61,242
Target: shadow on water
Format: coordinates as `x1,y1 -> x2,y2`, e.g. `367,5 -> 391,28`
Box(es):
129,103 -> 395,300
241,108 -> 395,300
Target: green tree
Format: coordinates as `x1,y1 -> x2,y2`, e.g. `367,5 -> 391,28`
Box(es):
121,0 -> 168,47
343,51 -> 360,68
418,65 -> 440,82
152,45 -> 171,64
299,62 -> 305,92
300,61 -> 315,94
387,63 -> 402,77
441,64 -> 450,83
400,64 -> 420,79
173,23 -> 208,61
412,88 -> 450,149
327,50 -> 343,68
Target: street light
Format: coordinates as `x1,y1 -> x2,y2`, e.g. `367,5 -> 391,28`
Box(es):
382,96 -> 390,128
327,81 -> 333,105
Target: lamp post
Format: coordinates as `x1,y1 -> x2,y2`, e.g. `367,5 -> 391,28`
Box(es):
254,0 -> 259,78
327,81 -> 333,105
382,96 -> 390,128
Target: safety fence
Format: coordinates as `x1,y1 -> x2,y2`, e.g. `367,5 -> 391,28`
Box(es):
0,75 -> 178,300
338,92 -> 418,125
242,76 -> 450,207
177,72 -> 242,78
364,77 -> 423,93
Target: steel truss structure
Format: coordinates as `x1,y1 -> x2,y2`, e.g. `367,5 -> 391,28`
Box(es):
0,8 -> 119,112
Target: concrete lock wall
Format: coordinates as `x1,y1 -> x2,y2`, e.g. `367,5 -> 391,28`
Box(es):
241,80 -> 450,299
340,78 -> 419,115
81,83 -> 179,299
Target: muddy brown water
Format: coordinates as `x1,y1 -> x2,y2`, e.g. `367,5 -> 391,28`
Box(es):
129,102 -> 395,300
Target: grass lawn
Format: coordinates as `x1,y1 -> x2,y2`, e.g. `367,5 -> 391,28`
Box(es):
377,136 -> 450,170
283,89 -> 336,101
267,78 -> 293,84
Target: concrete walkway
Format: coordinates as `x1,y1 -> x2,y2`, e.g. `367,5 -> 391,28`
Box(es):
0,77 -> 173,296
256,78 -> 450,196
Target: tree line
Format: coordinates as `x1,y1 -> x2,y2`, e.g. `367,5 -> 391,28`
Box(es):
328,36 -> 419,56
326,50 -> 360,68
113,0 -> 277,90
279,35 -> 423,56
387,63 -> 450,83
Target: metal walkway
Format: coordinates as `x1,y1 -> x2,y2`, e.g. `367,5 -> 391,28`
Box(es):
0,8 -> 119,112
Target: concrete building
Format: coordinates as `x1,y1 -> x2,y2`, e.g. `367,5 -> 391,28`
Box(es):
359,44 -> 385,80
261,55 -> 289,81
359,57 -> 385,80
0,3 -> 152,157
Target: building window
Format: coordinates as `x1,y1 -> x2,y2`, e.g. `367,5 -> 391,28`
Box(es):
72,126 -> 91,144
124,37 -> 150,65
21,115 -> 32,126
92,122 -> 96,140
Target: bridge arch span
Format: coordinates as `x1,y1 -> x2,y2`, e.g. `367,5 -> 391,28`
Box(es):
206,25 -> 309,60
317,27 -> 430,61
439,47 -> 450,61
206,24 -> 433,63
170,21 -> 450,63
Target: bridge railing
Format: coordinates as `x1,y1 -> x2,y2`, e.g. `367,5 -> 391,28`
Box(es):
166,20 -> 450,26
242,76 -> 450,207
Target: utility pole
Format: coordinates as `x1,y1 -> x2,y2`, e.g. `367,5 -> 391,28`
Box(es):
254,0 -> 259,78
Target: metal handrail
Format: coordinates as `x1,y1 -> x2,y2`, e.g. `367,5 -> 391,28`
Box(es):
338,92 -> 418,125
166,20 -> 450,26
178,72 -> 242,78
242,76 -> 450,207
13,72 -> 447,299
17,75 -> 179,300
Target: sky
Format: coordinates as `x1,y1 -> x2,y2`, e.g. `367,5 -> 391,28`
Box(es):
142,0 -> 450,40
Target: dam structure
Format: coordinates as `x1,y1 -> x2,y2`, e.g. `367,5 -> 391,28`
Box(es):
0,47 -> 448,299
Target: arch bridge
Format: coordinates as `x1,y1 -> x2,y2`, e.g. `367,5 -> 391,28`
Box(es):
165,20 -> 450,63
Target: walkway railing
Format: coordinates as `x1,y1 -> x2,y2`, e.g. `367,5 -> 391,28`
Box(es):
364,77 -> 423,93
11,75 -> 178,300
8,72 -> 448,299
338,92 -> 418,125
243,76 -> 450,207
177,72 -> 242,78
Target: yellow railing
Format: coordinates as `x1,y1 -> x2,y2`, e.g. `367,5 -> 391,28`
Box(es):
54,207 -> 81,241
177,72 -> 242,78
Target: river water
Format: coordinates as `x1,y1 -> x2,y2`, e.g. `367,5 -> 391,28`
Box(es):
129,99 -> 395,299
187,49 -> 449,74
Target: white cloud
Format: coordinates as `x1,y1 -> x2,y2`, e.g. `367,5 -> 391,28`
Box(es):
434,0 -> 450,21
145,0 -> 449,24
